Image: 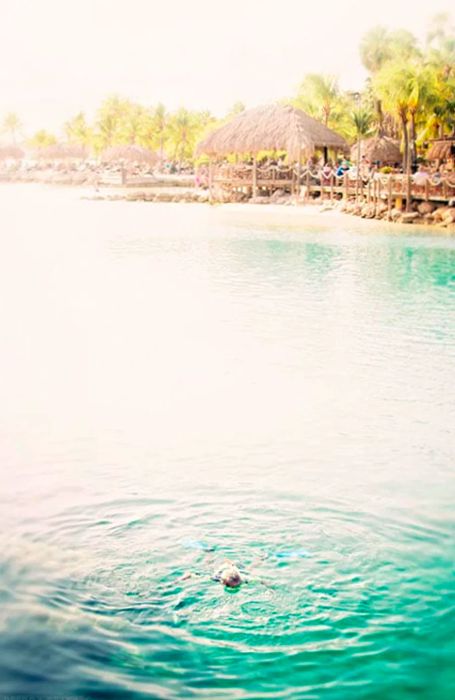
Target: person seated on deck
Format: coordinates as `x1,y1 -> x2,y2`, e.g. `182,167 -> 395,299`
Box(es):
359,156 -> 371,180
321,161 -> 333,185
413,164 -> 430,191
336,159 -> 349,178
348,164 -> 358,180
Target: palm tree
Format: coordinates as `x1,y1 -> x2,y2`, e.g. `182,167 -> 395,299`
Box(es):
352,108 -> 374,141
360,26 -> 393,73
29,130 -> 57,148
95,95 -> 126,149
118,102 -> 150,146
64,112 -> 91,145
373,61 -> 412,171
295,74 -> 340,127
2,112 -> 22,144
424,15 -> 455,137
360,26 -> 419,135
360,26 -> 393,135
151,103 -> 168,167
404,62 -> 435,167
226,101 -> 246,119
167,108 -> 195,169
426,12 -> 455,78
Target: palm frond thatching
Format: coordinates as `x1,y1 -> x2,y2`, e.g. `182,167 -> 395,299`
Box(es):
0,145 -> 25,160
196,104 -> 348,160
350,136 -> 401,165
427,138 -> 455,160
35,144 -> 89,160
100,145 -> 157,164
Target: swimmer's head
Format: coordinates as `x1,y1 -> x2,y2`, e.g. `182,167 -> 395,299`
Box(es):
220,565 -> 242,588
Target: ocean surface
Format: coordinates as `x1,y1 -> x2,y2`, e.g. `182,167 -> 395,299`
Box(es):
1,184 -> 454,699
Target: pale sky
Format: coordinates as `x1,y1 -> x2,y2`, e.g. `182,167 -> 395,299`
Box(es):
0,0 -> 453,136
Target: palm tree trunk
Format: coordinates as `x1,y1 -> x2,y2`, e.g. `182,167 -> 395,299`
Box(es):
179,140 -> 184,172
376,99 -> 384,137
400,114 -> 408,173
405,120 -> 412,213
409,111 -> 417,172
323,107 -> 329,127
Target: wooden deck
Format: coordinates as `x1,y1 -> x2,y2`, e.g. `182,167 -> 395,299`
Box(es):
210,165 -> 455,207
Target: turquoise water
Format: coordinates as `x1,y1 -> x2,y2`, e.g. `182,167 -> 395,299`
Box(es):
1,186 -> 455,699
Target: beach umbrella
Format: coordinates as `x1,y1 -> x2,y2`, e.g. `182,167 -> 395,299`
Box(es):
100,145 -> 158,164
196,103 -> 348,160
350,136 -> 401,165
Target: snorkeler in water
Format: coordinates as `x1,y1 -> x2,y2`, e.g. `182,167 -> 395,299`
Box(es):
181,559 -> 246,588
179,555 -> 272,589
211,560 -> 246,588
179,539 -> 310,589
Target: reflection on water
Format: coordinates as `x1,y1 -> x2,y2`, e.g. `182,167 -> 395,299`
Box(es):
0,186 -> 454,699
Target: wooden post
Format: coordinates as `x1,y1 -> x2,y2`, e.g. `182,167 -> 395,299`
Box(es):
306,169 -> 311,201
344,172 -> 348,200
367,179 -> 371,205
208,158 -> 214,203
406,172 -> 412,213
387,176 -> 393,220
424,179 -> 429,202
252,155 -> 257,198
377,178 -> 382,215
297,150 -> 302,202
330,174 -> 334,201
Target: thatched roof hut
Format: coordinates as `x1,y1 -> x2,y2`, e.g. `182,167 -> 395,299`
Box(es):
350,136 -> 401,165
101,145 -> 157,164
34,143 -> 89,160
427,137 -> 455,161
0,145 -> 24,160
196,104 -> 348,160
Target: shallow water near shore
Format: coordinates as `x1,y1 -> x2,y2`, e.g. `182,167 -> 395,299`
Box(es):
1,184 -> 455,699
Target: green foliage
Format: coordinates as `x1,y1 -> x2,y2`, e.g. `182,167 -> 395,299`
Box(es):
352,108 -> 375,138
294,74 -> 341,127
64,112 -> 92,145
226,101 -> 246,119
28,130 -> 57,147
360,26 -> 419,73
165,108 -> 215,166
3,13 -> 452,166
2,112 -> 22,143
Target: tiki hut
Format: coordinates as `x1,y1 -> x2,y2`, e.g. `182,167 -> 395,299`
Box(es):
196,103 -> 348,161
0,145 -> 24,160
427,137 -> 455,163
34,143 -> 89,160
350,136 -> 401,166
100,145 -> 157,164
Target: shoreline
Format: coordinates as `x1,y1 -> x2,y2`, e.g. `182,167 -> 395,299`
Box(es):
1,180 -> 454,235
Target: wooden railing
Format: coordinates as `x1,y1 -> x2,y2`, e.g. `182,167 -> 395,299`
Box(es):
210,164 -> 455,204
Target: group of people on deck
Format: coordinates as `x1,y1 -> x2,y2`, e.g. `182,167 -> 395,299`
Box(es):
306,156 -> 452,186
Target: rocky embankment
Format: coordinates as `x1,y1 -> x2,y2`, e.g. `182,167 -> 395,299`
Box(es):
1,170 -> 93,185
85,189 -> 210,203
342,199 -> 455,231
